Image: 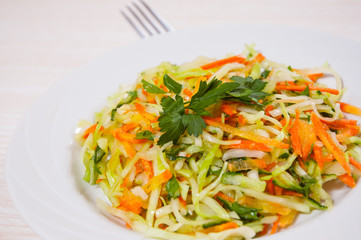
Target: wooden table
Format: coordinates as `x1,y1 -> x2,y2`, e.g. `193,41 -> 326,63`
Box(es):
1,0 -> 360,238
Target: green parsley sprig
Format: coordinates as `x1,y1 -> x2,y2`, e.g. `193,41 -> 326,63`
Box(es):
156,74 -> 269,146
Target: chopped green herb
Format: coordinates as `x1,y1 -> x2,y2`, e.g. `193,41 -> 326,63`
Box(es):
142,79 -> 166,94
163,74 -> 182,94
166,175 -> 180,200
135,130 -> 154,141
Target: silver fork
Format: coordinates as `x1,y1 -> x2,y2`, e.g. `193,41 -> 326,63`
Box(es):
121,0 -> 175,38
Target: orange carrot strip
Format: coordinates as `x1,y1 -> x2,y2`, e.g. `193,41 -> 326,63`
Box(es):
210,222 -> 238,233
275,185 -> 283,196
122,141 -> 136,158
322,118 -> 358,129
140,159 -> 154,181
121,122 -> 139,132
237,115 -> 246,125
215,192 -> 235,203
222,141 -> 271,152
248,159 -> 268,169
290,110 -> 302,156
118,188 -> 143,214
338,173 -> 356,188
135,102 -> 146,112
311,113 -> 351,175
143,169 -> 173,193
203,117 -> 289,149
179,197 -> 187,208
200,55 -> 246,70
275,85 -> 339,95
339,102 -> 361,116
253,53 -> 265,63
83,124 -> 104,139
258,224 -> 269,236
270,215 -> 281,234
336,128 -> 360,142
313,145 -> 324,170
183,88 -> 193,98
349,157 -> 361,171
266,180 -> 275,195
282,190 -> 303,197
221,103 -> 237,116
307,73 -> 324,82
298,119 -> 317,160
265,105 -> 274,116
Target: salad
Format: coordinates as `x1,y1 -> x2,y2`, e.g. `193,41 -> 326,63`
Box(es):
75,45 -> 361,239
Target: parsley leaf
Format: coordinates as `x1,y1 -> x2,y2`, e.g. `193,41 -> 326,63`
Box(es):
163,74 -> 182,94
157,76 -> 269,146
188,78 -> 239,115
135,130 -> 154,141
260,69 -> 271,79
164,146 -> 186,161
166,175 -> 180,200
226,76 -> 269,105
182,114 -> 206,137
300,85 -> 310,96
158,95 -> 185,145
217,195 -> 260,222
142,80 -> 166,94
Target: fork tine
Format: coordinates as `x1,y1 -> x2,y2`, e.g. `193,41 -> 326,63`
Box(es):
132,2 -> 161,34
120,10 -> 146,38
126,5 -> 153,36
139,0 -> 172,32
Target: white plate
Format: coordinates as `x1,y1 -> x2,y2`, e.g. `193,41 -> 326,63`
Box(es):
6,24 -> 361,240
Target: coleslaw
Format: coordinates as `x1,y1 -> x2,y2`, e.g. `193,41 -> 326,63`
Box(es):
75,45 -> 361,239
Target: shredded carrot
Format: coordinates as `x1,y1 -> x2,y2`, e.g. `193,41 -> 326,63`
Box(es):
83,124 -> 104,139
143,169 -> 173,193
289,110 -> 302,156
253,53 -> 266,63
266,180 -> 275,195
282,190 -> 303,197
203,116 -> 289,149
183,88 -> 193,98
221,103 -> 238,116
311,113 -> 351,175
237,115 -> 246,126
313,145 -> 324,170
222,140 -> 271,152
349,157 -> 361,171
336,127 -> 360,142
121,122 -> 139,132
248,159 -> 268,169
264,105 -> 274,116
298,119 -> 317,160
307,73 -> 324,82
122,141 -> 136,158
322,118 -> 358,129
258,224 -> 269,236
339,102 -> 361,116
203,222 -> 239,233
118,188 -> 143,214
270,214 -> 281,234
274,185 -> 283,196
338,173 -> 356,188
215,192 -> 235,203
275,85 -> 339,95
140,159 -> 154,181
179,197 -> 187,208
200,55 -> 246,70
96,178 -> 104,184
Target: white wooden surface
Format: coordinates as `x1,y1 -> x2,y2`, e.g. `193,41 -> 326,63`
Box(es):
1,0 -> 360,239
